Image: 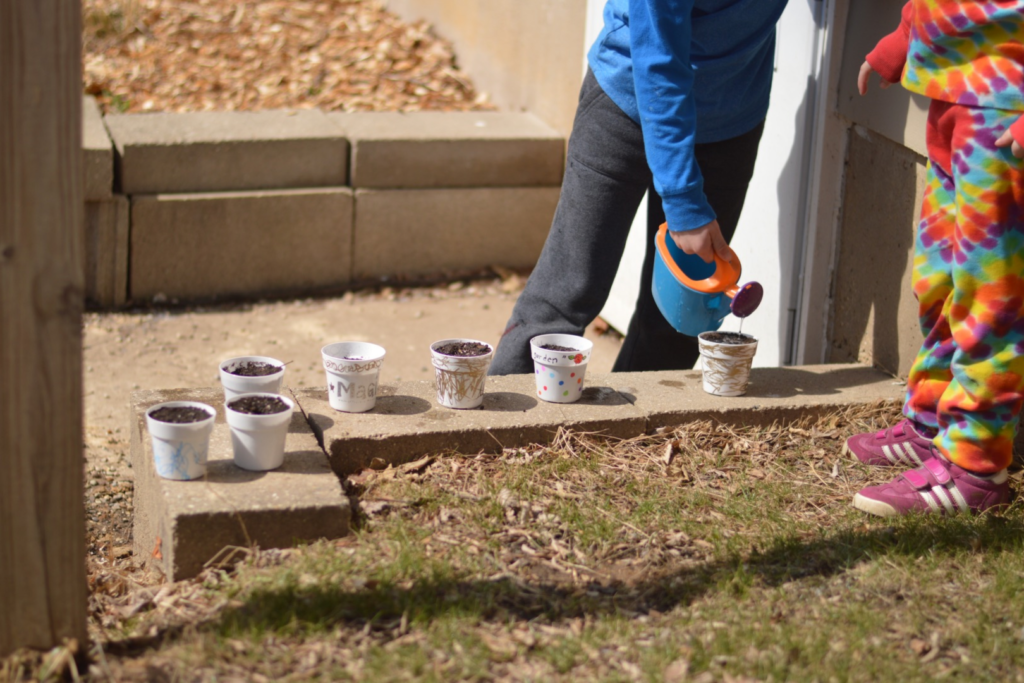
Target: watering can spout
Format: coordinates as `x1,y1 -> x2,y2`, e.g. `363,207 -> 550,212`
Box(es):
726,281 -> 764,319
651,224 -> 763,336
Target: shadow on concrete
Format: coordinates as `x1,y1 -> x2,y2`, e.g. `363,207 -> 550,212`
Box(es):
482,391 -> 538,412
203,459 -> 267,484
743,365 -> 899,399
204,449 -> 333,483
370,395 -> 433,416
576,385 -> 635,406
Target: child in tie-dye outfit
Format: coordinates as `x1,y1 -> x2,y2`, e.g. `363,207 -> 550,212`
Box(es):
845,0 -> 1024,516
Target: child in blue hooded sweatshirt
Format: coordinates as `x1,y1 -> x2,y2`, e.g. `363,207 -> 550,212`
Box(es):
489,0 -> 790,374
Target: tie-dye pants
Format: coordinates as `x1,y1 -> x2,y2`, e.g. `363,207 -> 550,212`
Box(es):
904,101 -> 1024,474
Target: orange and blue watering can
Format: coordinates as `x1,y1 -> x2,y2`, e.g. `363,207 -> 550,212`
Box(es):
652,223 -> 763,337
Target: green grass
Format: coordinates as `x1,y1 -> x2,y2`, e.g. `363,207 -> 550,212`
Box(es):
12,402 -> 1024,682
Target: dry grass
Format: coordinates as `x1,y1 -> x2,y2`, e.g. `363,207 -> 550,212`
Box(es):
9,399 -> 1024,681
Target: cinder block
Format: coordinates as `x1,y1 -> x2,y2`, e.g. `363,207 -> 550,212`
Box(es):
353,187 -> 558,279
85,196 -> 129,308
607,364 -> 905,432
330,111 -> 564,189
130,188 -> 353,302
300,375 -> 570,476
130,388 -> 350,581
105,110 -> 348,194
83,96 -> 114,200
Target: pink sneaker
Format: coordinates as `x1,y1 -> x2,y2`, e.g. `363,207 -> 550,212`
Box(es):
853,456 -> 1010,517
843,419 -> 934,467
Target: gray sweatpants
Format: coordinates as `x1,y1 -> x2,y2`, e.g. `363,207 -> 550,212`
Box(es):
489,69 -> 763,375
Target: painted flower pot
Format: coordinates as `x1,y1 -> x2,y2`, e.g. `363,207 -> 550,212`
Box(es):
219,355 -> 286,401
225,393 -> 295,471
145,401 -> 217,480
530,333 -> 593,403
321,342 -> 386,413
697,331 -> 758,397
429,338 -> 493,409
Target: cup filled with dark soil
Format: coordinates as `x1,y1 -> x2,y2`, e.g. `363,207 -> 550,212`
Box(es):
529,333 -> 594,403
219,356 -> 286,401
697,331 -> 758,396
225,392 -> 295,471
145,401 -> 217,480
429,338 -> 494,409
321,341 -> 386,412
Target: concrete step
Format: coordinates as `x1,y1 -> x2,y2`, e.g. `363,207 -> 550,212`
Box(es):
104,109 -> 349,195
83,103 -> 567,305
83,96 -> 114,200
131,364 -> 902,580
353,186 -> 559,279
331,111 -> 564,189
130,188 -> 353,302
85,197 -> 129,308
131,387 -> 350,581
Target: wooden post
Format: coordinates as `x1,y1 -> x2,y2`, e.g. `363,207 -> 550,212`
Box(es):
0,0 -> 87,656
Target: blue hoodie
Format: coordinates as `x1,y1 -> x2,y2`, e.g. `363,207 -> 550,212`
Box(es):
588,0 -> 789,232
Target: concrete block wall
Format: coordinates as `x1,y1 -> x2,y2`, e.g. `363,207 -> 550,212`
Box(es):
82,99 -> 564,307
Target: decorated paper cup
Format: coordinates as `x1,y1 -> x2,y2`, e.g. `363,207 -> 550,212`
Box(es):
530,334 -> 593,403
697,331 -> 758,396
429,338 -> 493,409
145,401 -> 217,480
321,342 -> 386,412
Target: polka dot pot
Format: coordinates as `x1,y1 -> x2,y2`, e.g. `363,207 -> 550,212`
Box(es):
529,333 -> 593,404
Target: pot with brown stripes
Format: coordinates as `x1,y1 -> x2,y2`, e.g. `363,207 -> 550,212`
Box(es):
697,331 -> 758,397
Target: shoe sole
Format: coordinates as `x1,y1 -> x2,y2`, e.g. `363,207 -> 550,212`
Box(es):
852,493 -> 899,516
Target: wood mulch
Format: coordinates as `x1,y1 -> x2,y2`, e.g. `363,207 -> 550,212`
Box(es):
82,0 -> 496,115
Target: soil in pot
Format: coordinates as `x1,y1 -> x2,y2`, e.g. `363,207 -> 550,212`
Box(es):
435,341 -> 492,357
228,395 -> 290,415
702,332 -> 756,345
225,361 -> 280,377
149,406 -> 211,423
539,343 -> 578,352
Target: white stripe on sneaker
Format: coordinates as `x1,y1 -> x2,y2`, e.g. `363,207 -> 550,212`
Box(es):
947,485 -> 970,512
919,489 -> 941,512
902,443 -> 924,467
892,443 -> 912,465
932,485 -> 956,514
881,445 -> 900,465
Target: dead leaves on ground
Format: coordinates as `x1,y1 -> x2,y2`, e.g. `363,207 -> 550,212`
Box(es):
344,402 -> 904,594
83,0 -> 496,114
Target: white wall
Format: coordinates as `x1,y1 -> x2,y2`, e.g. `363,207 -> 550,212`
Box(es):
595,0 -> 825,367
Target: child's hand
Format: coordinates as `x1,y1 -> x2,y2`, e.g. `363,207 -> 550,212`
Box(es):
670,220 -> 737,265
995,128 -> 1024,159
857,61 -> 895,95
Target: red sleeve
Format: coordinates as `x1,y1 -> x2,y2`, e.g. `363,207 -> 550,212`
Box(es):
1011,115 -> 1024,148
865,1 -> 913,84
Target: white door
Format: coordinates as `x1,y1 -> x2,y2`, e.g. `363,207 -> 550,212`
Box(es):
590,0 -> 827,367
